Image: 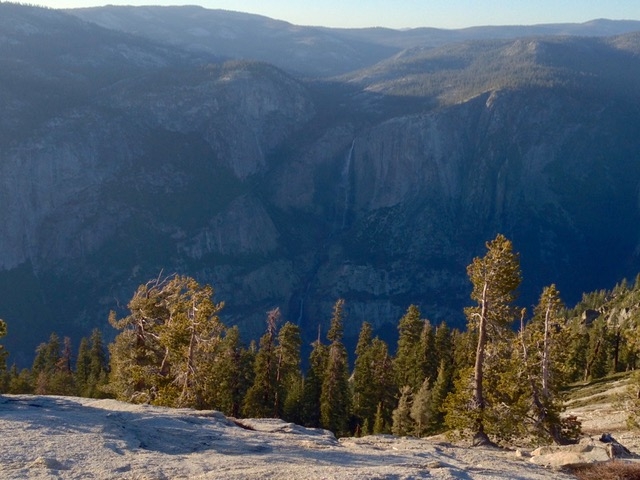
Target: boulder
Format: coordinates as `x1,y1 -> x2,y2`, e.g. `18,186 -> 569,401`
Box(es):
529,434 -> 635,469
530,442 -> 609,468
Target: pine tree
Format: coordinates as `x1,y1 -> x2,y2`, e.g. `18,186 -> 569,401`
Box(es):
76,329 -> 109,398
394,305 -> 426,392
426,360 -> 453,434
282,373 -> 305,424
301,335 -> 327,428
392,386 -> 413,436
32,332 -> 62,394
519,285 -> 568,443
76,337 -> 91,396
161,278 -> 225,408
48,336 -> 75,395
274,322 -> 302,418
361,418 -> 371,436
584,317 -> 610,381
320,299 -> 351,436
206,325 -> 253,417
107,277 -> 175,403
0,319 -> 7,391
565,319 -> 590,383
420,320 -> 437,387
106,275 -> 225,407
243,308 -> 280,417
352,322 -> 377,429
87,329 -> 109,397
7,365 -> 33,394
434,321 -> 453,372
373,402 -> 386,434
410,377 -> 433,437
456,234 -> 521,444
368,338 -> 396,431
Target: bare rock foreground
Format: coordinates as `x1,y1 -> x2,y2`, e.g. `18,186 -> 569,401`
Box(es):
0,395 -> 579,479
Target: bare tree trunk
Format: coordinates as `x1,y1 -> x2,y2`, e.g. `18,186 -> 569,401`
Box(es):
584,338 -> 602,382
473,282 -> 490,445
179,323 -> 197,406
542,301 -> 551,398
520,312 -> 563,444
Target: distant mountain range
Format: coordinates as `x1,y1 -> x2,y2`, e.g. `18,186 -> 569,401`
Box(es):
2,3 -> 640,363
69,6 -> 640,76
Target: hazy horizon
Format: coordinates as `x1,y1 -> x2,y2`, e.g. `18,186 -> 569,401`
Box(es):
27,0 -> 640,29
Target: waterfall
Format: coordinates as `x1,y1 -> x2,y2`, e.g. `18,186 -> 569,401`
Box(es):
341,139 -> 355,229
296,298 -> 304,326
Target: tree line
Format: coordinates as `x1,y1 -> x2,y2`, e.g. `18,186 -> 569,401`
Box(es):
1,234 -> 640,444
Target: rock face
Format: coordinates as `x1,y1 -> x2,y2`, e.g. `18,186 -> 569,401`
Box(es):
3,4 -> 640,360
0,394 -> 577,480
530,434 -> 635,469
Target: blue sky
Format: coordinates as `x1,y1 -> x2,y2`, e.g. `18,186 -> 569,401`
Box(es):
41,0 -> 640,29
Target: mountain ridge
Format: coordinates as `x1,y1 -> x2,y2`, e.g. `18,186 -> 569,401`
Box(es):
68,5 -> 640,77
2,4 -> 640,363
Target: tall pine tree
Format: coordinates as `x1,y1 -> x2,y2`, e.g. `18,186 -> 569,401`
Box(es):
449,234 -> 521,445
301,334 -> 327,428
243,308 -> 280,417
394,305 -> 426,392
320,299 -> 351,437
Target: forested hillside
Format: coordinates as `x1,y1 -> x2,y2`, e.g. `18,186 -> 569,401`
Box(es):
3,234 -> 640,445
1,2 -> 640,379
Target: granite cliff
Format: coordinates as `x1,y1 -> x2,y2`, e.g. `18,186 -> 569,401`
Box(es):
2,4 -> 640,361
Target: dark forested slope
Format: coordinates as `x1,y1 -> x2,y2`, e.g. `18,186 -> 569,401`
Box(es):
1,3 -> 640,362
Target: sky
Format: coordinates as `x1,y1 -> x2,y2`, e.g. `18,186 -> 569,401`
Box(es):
36,0 -> 640,29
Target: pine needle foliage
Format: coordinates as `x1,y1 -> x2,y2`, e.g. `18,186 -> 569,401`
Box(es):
448,234 -> 521,444
106,275 -> 225,408
320,299 -> 351,437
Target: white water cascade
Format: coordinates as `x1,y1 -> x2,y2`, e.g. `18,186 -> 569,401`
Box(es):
341,139 -> 355,229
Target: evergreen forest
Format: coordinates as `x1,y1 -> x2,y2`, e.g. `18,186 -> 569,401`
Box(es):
2,234 -> 640,445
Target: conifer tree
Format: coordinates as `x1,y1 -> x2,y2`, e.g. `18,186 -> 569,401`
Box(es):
565,319 -> 590,382
76,337 -> 91,396
352,323 -> 396,434
352,322 -> 377,429
392,386 -> 413,436
519,285 -> 568,443
373,402 -> 386,434
320,299 -> 351,436
282,373 -> 305,424
32,332 -> 62,394
370,338 -> 396,428
395,305 -> 426,392
584,317 -> 610,381
48,336 -> 75,395
274,321 -> 302,418
107,275 -> 224,407
420,320 -> 438,387
7,365 -> 33,394
455,234 -> 521,444
301,335 -> 327,428
206,325 -> 253,417
243,308 -> 280,417
352,321 -> 373,421
76,329 -> 109,398
107,276 -> 175,403
451,328 -> 476,372
427,360 -> 453,433
162,278 -> 225,408
361,418 -> 371,436
410,376 -> 433,437
0,319 -> 7,390
434,322 -> 453,371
